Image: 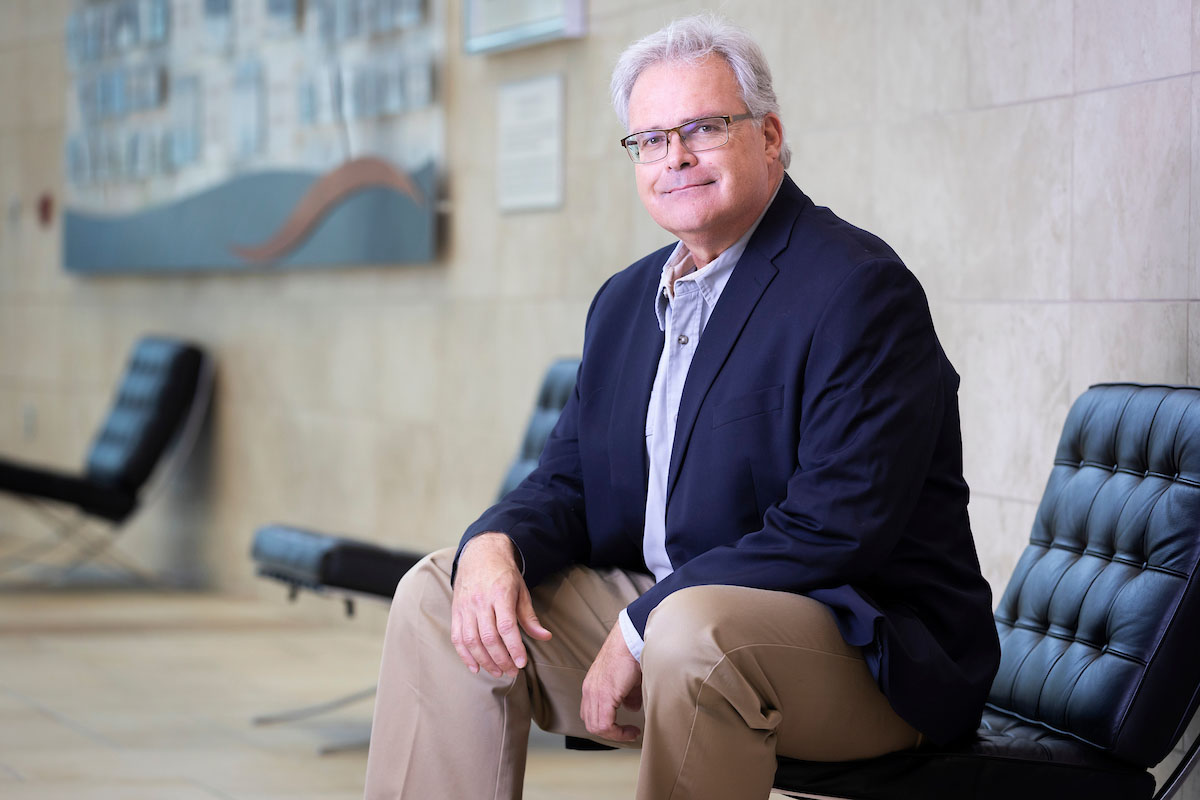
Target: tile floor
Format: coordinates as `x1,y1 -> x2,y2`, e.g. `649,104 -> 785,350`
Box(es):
0,588 -> 806,799
0,589 -> 654,800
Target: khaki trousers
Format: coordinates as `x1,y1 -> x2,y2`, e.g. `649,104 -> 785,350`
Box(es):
363,548 -> 919,800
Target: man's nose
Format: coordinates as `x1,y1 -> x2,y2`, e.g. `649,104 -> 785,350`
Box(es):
664,130 -> 695,170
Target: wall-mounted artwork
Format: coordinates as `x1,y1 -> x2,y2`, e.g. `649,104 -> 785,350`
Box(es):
63,0 -> 443,274
463,0 -> 585,54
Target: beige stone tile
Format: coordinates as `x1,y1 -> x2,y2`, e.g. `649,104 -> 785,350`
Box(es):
875,0 -> 969,119
371,421 -> 444,552
563,156 -> 639,301
496,209 -> 570,299
871,114 -> 967,300
249,412 -> 380,537
1074,0 -> 1191,92
372,303 -> 440,424
968,0 -> 1073,106
0,49 -> 22,133
1069,301 -> 1189,399
0,2 -> 25,47
443,166 -> 503,299
945,301 -> 1071,503
566,14 -> 632,162
1072,78 -> 1190,301
1189,303 -> 1200,385
1194,75 -> 1200,301
0,702 -> 109,750
2,300 -> 65,385
0,132 -> 18,234
20,39 -> 67,130
5,745 -> 367,793
22,0 -> 70,42
0,783 -> 226,800
791,125 -> 876,236
16,125 -> 65,281
968,494 -> 1040,607
740,0 -> 875,130
958,99 -> 1071,301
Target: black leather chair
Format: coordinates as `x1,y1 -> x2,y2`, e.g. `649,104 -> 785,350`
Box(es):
772,383 -> 1200,800
0,336 -> 211,581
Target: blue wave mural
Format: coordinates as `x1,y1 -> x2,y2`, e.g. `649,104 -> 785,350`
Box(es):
64,159 -> 436,274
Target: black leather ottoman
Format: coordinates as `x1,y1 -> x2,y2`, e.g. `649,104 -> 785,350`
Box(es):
251,523 -> 424,608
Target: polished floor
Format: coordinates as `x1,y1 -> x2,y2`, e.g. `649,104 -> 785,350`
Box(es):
0,588 -> 653,800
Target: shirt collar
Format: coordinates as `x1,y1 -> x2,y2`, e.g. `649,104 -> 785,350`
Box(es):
652,179 -> 783,332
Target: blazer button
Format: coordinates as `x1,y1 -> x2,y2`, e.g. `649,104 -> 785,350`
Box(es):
677,334 -> 689,345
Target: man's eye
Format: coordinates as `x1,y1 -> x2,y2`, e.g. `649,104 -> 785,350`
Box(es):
641,134 -> 663,146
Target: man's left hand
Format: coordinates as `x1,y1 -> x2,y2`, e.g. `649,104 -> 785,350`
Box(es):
581,624 -> 643,742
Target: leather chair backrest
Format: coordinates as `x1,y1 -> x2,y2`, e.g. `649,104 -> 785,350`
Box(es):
989,383 -> 1200,767
84,337 -> 206,493
496,358 -> 581,500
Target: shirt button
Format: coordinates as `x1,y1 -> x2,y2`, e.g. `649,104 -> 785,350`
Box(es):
677,334 -> 689,345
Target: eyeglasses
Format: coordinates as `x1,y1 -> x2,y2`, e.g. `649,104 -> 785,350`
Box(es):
619,113 -> 755,164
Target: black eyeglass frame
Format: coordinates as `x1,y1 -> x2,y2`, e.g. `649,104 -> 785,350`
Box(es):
618,113 -> 757,164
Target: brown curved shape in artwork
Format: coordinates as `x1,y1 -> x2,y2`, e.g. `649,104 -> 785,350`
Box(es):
230,156 -> 426,263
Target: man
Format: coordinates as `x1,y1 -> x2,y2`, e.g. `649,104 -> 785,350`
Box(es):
365,14 -> 999,800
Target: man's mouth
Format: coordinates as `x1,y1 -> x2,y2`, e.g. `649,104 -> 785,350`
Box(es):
663,180 -> 715,194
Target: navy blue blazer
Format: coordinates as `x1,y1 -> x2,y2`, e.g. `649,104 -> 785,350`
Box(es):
461,175 -> 1000,744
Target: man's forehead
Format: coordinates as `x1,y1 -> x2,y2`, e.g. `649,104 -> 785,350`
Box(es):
626,57 -> 742,132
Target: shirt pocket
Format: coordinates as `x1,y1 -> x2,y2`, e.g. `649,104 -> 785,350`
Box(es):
711,384 -> 784,429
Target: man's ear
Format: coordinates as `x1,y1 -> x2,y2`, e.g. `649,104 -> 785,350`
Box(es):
761,113 -> 784,161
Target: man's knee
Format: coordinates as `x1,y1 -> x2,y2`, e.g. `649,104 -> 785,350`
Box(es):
388,546 -> 456,622
641,586 -> 732,678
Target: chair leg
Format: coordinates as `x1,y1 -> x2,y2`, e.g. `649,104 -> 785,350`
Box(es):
56,528 -> 161,587
252,685 -> 377,727
1155,725 -> 1200,800
0,517 -> 88,574
0,503 -> 161,587
316,733 -> 371,756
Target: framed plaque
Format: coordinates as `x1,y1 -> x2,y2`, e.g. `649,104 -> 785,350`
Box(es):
463,0 -> 585,54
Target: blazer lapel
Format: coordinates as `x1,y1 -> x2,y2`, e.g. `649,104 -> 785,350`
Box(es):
665,251 -> 776,503
665,176 -> 806,506
609,259 -> 667,513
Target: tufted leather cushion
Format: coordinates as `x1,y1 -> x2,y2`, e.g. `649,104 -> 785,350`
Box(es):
496,358 -> 580,499
990,383 -> 1200,767
85,337 -> 205,492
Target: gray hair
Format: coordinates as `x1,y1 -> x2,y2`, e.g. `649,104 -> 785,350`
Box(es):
610,14 -> 791,169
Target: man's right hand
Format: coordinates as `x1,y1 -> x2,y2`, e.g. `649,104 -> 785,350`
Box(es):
451,532 -> 552,678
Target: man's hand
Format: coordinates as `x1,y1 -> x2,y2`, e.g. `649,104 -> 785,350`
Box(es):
581,624 -> 643,742
451,533 -> 551,678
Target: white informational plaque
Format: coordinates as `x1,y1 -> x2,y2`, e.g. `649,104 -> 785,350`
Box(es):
464,0 -> 585,54
497,73 -> 563,212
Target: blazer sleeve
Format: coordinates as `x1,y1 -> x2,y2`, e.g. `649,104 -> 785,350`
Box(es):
452,276 -> 616,586
624,257 -> 948,634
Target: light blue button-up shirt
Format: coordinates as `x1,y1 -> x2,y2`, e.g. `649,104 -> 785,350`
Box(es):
617,187 -> 779,661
